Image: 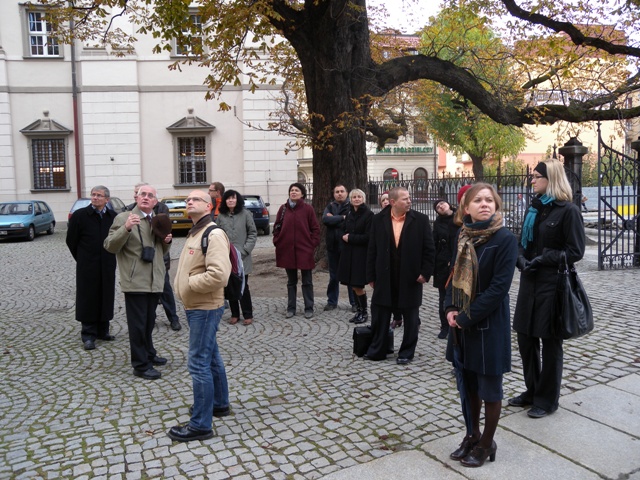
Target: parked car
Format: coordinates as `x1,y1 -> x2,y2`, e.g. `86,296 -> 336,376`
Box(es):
68,197 -> 127,221
160,196 -> 192,232
0,200 -> 56,241
244,194 -> 271,235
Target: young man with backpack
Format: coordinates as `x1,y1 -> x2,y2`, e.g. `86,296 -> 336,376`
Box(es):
168,190 -> 232,442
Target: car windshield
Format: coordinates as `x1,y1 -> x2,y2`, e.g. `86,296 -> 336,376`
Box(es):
0,203 -> 32,215
164,199 -> 187,209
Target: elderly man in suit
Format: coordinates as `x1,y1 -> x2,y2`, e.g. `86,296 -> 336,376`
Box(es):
66,185 -> 118,351
365,186 -> 435,365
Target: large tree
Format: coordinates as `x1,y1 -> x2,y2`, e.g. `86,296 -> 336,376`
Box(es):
43,0 -> 640,217
417,5 -> 527,178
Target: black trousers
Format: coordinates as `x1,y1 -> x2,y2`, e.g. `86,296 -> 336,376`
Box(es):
159,270 -> 179,323
517,332 -> 564,411
230,275 -> 253,319
286,269 -> 314,313
367,304 -> 420,360
124,292 -> 160,372
437,287 -> 448,331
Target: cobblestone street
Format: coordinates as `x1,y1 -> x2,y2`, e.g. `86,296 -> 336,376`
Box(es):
1,227 -> 639,479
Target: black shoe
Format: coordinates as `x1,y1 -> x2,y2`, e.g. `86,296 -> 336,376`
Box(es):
363,354 -> 386,361
508,394 -> 533,408
527,406 -> 555,418
437,329 -> 448,339
189,405 -> 231,417
353,313 -> 367,324
323,304 -> 337,311
83,340 -> 96,351
450,435 -> 479,461
133,368 -> 161,380
396,357 -> 411,365
167,424 -> 214,442
151,356 -> 167,366
460,440 -> 497,467
170,320 -> 182,331
97,334 -> 116,341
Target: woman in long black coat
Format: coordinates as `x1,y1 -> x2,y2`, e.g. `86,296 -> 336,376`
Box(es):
66,188 -> 118,348
445,183 -> 518,467
338,188 -> 373,324
509,159 -> 585,418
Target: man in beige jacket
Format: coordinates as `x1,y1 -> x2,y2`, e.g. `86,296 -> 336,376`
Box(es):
168,190 -> 231,442
104,184 -> 172,380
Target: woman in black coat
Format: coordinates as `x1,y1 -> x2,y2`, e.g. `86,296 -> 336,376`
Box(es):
338,189 -> 374,324
432,199 -> 458,339
445,183 -> 518,467
509,159 -> 585,418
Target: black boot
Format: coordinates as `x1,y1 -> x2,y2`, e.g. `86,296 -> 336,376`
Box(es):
353,294 -> 368,324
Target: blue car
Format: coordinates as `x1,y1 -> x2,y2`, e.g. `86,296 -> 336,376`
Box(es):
0,200 -> 56,241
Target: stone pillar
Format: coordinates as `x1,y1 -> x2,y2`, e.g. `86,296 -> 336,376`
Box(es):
558,137 -> 589,208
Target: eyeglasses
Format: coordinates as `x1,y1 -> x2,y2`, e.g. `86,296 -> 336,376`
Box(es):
186,197 -> 207,203
91,193 -> 106,198
138,192 -> 155,199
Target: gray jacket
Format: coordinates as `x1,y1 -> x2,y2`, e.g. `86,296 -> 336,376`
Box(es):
216,209 -> 257,274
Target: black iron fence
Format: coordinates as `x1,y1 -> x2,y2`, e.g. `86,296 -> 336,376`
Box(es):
306,169 -> 533,236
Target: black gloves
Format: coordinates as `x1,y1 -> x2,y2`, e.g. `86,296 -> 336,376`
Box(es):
523,255 -> 543,273
516,255 -> 530,271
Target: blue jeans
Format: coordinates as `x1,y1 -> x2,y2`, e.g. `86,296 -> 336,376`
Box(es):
186,307 -> 229,431
326,249 -> 356,306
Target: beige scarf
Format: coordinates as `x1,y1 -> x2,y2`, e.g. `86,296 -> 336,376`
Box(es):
452,213 -> 503,318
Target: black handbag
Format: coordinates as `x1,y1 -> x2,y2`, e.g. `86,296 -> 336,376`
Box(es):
554,252 -> 594,339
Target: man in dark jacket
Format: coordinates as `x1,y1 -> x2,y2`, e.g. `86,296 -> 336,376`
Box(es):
128,182 -> 182,332
432,199 -> 458,339
366,187 -> 435,364
322,184 -> 355,311
66,185 -> 117,351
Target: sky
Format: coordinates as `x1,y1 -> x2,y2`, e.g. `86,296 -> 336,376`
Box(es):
367,0 -> 442,33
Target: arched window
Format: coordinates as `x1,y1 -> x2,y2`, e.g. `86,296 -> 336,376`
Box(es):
297,171 -> 307,183
383,168 -> 399,181
414,168 -> 428,181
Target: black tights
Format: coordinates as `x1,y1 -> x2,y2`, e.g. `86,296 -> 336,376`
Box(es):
469,392 -> 501,449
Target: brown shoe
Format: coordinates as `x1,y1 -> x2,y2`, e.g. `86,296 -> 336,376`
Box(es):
229,317 -> 239,325
242,318 -> 253,325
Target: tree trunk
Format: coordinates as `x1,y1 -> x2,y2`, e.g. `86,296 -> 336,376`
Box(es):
470,152 -> 485,180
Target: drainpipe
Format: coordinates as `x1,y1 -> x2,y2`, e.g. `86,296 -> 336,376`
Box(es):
70,14 -> 82,198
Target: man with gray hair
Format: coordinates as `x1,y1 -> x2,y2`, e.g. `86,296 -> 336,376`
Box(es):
66,185 -> 118,351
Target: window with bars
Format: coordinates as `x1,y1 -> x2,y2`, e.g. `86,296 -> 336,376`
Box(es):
178,137 -> 207,184
27,11 -> 60,57
32,139 -> 67,190
175,14 -> 203,57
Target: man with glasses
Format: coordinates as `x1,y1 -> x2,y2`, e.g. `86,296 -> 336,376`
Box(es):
168,190 -> 231,442
128,182 -> 182,332
66,185 -> 118,351
105,185 -> 173,380
208,182 -> 225,220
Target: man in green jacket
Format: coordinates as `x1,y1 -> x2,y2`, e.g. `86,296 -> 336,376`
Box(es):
104,184 -> 172,380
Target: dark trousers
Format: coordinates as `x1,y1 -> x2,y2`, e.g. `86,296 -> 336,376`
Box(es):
517,332 -> 564,411
160,270 -> 179,323
124,292 -> 160,372
326,249 -> 355,306
367,304 -> 420,360
437,287 -> 448,331
286,268 -> 314,313
230,275 -> 253,319
81,320 -> 111,342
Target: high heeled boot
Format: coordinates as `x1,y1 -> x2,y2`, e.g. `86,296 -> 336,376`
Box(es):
353,293 -> 368,324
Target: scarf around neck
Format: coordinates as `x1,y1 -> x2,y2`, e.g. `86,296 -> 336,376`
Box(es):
521,193 -> 554,249
452,212 -> 503,318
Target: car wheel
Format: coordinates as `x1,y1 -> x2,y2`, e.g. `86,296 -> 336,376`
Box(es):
263,225 -> 270,235
47,223 -> 55,235
27,225 -> 36,241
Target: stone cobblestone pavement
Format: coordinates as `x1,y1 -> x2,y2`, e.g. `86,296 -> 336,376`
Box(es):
1,227 -> 639,479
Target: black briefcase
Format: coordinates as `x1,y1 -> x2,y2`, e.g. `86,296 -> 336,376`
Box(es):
353,326 -> 394,357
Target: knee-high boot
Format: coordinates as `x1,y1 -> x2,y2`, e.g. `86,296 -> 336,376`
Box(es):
353,293 -> 368,324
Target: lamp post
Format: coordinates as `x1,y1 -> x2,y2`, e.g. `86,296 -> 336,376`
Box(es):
558,137 -> 589,209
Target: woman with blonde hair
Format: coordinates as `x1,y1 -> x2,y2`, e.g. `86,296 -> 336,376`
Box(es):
509,159 -> 585,418
339,188 -> 374,324
445,182 -> 518,467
